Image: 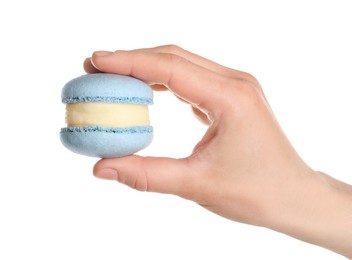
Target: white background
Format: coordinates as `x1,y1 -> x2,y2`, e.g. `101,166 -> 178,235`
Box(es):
0,0 -> 351,259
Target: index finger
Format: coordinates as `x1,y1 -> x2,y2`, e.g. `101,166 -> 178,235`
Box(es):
91,50 -> 230,114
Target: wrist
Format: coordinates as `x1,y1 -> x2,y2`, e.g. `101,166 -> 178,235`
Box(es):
265,170 -> 352,258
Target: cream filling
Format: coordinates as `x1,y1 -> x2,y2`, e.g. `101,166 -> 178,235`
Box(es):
66,102 -> 150,128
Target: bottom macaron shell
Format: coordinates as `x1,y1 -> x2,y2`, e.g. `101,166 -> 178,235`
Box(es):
60,126 -> 153,158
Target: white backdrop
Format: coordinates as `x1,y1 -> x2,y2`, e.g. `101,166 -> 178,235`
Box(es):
0,0 -> 351,259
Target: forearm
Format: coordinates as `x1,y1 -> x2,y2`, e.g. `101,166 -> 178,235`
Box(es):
267,170 -> 352,258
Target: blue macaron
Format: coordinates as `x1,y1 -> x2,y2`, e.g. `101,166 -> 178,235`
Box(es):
60,73 -> 153,158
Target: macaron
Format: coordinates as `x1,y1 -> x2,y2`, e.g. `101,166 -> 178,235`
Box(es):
60,73 -> 153,158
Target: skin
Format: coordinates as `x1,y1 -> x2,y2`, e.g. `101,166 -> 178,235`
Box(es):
84,45 -> 352,258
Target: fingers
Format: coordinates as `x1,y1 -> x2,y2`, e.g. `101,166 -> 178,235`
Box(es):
84,59 -> 169,92
83,58 -> 101,73
133,45 -> 260,87
149,83 -> 168,91
134,45 -> 244,79
90,50 -> 229,113
93,155 -> 196,197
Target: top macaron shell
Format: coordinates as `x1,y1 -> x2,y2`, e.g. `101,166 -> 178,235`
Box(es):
61,73 -> 153,105
60,73 -> 153,158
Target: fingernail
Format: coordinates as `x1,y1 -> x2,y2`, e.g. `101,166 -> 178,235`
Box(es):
93,51 -> 113,57
96,168 -> 118,181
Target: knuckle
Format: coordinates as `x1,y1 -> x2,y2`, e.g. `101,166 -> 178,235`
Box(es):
164,52 -> 184,65
240,72 -> 259,84
159,53 -> 185,85
222,78 -> 263,111
132,174 -> 148,191
133,162 -> 149,192
117,157 -> 149,192
238,82 -> 262,106
163,44 -> 184,55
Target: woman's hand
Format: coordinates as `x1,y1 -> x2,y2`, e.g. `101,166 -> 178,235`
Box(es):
84,45 -> 352,258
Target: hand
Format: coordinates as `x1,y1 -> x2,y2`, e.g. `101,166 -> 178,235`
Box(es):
84,45 -> 352,258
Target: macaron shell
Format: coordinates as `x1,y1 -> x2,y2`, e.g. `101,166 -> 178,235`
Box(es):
60,126 -> 153,158
62,73 -> 153,105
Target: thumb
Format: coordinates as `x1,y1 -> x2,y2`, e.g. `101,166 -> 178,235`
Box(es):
93,155 -> 195,196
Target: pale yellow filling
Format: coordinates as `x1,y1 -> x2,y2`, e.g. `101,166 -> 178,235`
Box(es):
66,102 -> 150,127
